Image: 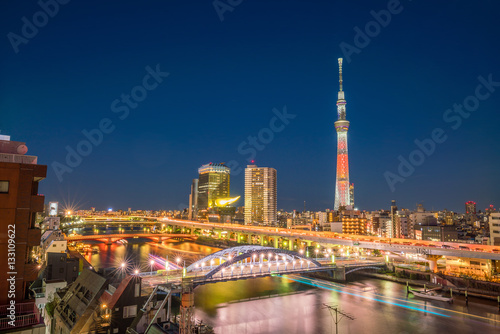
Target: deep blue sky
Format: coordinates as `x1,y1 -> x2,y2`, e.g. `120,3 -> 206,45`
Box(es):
1,0 -> 499,213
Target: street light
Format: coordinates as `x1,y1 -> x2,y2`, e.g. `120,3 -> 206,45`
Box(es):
150,260 -> 155,275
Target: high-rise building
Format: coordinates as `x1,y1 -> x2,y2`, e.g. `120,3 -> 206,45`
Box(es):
188,178 -> 199,220
244,164 -> 277,226
349,183 -> 355,208
334,58 -> 351,210
197,163 -> 230,210
465,201 -> 476,214
489,213 -> 500,246
0,135 -> 46,330
391,200 -> 400,238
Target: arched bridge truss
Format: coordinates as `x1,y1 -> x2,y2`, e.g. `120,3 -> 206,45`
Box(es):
345,265 -> 384,276
186,246 -> 322,279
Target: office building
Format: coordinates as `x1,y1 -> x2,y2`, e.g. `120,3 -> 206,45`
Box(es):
188,178 -> 198,220
244,164 -> 277,226
391,200 -> 400,238
349,183 -> 354,208
489,213 -> 500,246
197,163 -> 230,210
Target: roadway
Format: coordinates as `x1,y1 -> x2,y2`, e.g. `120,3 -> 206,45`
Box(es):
65,233 -> 194,242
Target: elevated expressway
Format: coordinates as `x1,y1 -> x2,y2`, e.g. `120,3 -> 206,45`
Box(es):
159,218 -> 500,262
76,216 -> 500,261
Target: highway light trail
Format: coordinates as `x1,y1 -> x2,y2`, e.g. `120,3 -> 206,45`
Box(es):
281,275 -> 451,318
148,254 -> 182,270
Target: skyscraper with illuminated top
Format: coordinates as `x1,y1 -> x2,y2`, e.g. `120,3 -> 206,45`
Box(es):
334,58 -> 351,210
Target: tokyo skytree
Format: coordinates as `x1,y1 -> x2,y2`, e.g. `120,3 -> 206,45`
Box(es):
334,58 -> 351,210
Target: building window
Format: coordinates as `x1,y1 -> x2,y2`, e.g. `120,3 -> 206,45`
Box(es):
0,181 -> 8,194
123,305 -> 137,318
135,283 -> 140,297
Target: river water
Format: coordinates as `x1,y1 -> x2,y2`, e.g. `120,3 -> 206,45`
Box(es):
73,228 -> 500,334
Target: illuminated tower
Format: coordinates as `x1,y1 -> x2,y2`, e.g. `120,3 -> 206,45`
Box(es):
334,58 -> 351,210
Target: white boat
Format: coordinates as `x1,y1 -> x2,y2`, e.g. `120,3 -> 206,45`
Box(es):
410,289 -> 453,303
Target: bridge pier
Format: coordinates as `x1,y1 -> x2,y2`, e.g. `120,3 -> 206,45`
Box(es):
332,267 -> 346,281
273,238 -> 278,249
106,237 -> 112,245
426,255 -> 441,273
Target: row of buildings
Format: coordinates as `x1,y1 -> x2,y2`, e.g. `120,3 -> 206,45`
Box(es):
277,201 -> 499,246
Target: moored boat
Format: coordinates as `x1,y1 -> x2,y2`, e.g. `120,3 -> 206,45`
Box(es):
410,289 -> 453,303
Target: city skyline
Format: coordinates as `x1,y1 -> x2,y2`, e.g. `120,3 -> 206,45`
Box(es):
1,1 -> 500,213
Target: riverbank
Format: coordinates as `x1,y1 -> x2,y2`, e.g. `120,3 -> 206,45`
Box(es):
359,271 -> 500,301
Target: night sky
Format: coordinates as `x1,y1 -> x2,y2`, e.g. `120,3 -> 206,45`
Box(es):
1,0 -> 499,213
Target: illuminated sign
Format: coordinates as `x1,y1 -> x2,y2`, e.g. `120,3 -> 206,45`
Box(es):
212,196 -> 241,207
49,202 -> 58,216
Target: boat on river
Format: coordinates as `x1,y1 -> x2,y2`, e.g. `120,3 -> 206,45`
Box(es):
410,289 -> 453,303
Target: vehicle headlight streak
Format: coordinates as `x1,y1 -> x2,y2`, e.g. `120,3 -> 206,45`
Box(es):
280,275 -> 450,318
148,254 -> 182,270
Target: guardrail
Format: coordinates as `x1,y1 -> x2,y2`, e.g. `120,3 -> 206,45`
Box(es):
0,302 -> 42,330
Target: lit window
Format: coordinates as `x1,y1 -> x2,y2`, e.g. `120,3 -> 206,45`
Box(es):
0,181 -> 9,194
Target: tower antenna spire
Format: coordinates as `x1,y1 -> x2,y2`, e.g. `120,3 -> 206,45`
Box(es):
338,58 -> 343,92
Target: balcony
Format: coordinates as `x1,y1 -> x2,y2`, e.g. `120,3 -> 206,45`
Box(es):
32,164 -> 47,181
31,195 -> 45,212
27,228 -> 41,247
0,302 -> 43,330
24,263 -> 42,281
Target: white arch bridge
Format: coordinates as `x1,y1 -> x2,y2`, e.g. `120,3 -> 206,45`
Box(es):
185,246 -> 327,284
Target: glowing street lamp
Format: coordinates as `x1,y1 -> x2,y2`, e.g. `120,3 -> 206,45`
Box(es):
150,260 -> 155,275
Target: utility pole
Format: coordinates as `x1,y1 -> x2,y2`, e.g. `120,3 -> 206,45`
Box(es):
322,304 -> 355,334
